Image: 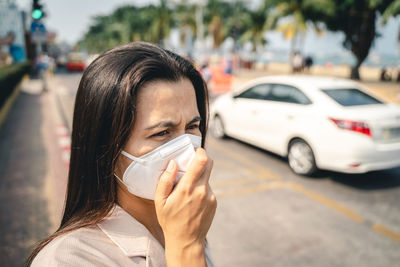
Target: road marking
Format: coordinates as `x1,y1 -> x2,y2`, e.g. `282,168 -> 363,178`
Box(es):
56,124 -> 71,166
214,160 -> 246,171
56,124 -> 69,136
208,138 -> 281,180
286,182 -> 364,223
373,223 -> 400,243
214,178 -> 364,224
212,177 -> 260,189
58,136 -> 71,148
57,85 -> 69,95
208,138 -> 400,243
216,181 -> 286,198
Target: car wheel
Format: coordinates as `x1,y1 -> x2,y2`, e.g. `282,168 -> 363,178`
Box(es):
212,115 -> 226,139
288,139 -> 317,176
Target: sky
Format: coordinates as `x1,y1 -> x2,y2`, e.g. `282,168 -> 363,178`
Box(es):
16,0 -> 400,57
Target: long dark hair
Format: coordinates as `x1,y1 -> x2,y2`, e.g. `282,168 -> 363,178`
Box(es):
26,42 -> 209,265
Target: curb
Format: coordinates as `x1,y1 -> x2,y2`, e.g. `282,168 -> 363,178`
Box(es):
56,124 -> 71,167
0,74 -> 29,130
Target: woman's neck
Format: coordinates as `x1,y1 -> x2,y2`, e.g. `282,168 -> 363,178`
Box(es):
116,182 -> 165,247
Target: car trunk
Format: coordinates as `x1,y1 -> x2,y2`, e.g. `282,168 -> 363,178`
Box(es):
344,104 -> 400,143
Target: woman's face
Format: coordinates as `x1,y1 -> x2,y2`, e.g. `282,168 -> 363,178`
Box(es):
116,78 -> 201,175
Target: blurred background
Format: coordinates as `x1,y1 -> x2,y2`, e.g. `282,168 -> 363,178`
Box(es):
0,0 -> 399,266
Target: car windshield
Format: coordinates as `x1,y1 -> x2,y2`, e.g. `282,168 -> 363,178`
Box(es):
321,88 -> 383,106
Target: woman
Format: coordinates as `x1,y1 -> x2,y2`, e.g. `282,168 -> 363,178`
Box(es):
27,42 -> 217,266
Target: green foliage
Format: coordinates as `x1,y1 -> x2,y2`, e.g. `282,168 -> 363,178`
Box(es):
239,5 -> 269,50
176,0 -> 197,39
78,3 -> 175,52
204,0 -> 234,24
299,0 -> 398,79
382,0 -> 400,23
204,0 -> 237,48
78,0 -> 272,52
77,0 -> 400,79
0,62 -> 30,109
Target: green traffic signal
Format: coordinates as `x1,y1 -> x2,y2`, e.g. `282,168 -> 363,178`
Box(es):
32,9 -> 43,20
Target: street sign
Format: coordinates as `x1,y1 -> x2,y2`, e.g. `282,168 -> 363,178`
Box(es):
31,21 -> 47,43
30,21 -> 46,34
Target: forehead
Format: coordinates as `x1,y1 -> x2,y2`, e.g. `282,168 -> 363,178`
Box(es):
134,78 -> 199,125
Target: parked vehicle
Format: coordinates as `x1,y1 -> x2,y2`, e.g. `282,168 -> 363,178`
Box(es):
210,75 -> 400,176
66,52 -> 86,71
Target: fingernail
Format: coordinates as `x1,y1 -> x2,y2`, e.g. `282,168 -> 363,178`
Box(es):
167,160 -> 175,171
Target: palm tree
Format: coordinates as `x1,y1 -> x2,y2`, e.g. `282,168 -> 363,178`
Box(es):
225,1 -> 249,48
239,6 -> 268,51
382,0 -> 400,23
302,0 -> 399,79
204,0 -> 234,49
149,0 -> 174,45
266,1 -> 308,60
175,0 -> 197,51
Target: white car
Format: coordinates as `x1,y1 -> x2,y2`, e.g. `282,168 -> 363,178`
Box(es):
210,75 -> 400,176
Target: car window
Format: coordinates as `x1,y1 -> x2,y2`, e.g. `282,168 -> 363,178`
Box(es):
321,88 -> 383,106
236,84 -> 272,100
267,84 -> 312,104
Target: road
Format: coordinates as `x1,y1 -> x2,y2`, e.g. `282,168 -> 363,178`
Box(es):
1,70 -> 398,266
50,71 -> 400,266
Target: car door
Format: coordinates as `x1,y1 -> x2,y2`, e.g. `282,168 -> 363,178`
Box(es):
228,84 -> 272,143
254,84 -> 312,155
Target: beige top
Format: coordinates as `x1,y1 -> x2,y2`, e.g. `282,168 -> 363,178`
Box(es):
31,205 -> 214,266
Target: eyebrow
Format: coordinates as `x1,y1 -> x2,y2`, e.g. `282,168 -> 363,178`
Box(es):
145,116 -> 201,130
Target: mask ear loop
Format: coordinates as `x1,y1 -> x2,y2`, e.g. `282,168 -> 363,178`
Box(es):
121,150 -> 145,163
114,173 -> 136,194
114,151 -> 143,183
114,173 -> 124,183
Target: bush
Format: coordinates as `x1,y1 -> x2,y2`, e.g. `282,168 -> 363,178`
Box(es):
0,62 -> 31,109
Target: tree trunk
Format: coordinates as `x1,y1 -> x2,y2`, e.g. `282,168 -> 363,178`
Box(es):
348,8 -> 376,80
350,60 -> 361,80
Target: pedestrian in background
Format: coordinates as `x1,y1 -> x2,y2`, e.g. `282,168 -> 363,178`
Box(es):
26,42 -> 216,267
292,51 -> 303,73
380,66 -> 391,81
35,54 -> 50,92
6,32 -> 26,63
397,65 -> 400,82
0,32 -> 25,66
304,55 -> 313,73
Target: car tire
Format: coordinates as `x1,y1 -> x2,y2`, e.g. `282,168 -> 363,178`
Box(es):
288,139 -> 317,176
212,115 -> 226,139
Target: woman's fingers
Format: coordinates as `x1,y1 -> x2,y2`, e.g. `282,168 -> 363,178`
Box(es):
201,156 -> 213,184
155,160 -> 177,206
154,149 -> 217,261
180,148 -> 213,186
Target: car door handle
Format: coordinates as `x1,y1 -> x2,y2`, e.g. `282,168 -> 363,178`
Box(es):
251,109 -> 258,115
287,114 -> 294,120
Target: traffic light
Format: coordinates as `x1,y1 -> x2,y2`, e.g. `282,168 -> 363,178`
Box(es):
32,0 -> 43,20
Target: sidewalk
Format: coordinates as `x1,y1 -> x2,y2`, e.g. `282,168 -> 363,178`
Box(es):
0,77 -> 68,266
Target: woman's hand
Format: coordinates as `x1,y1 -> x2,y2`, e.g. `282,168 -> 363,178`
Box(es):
155,148 -> 217,267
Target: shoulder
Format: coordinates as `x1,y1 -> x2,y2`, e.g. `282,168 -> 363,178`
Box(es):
31,225 -> 145,267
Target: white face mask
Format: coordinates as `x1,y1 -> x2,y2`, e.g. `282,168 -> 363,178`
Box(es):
115,134 -> 202,200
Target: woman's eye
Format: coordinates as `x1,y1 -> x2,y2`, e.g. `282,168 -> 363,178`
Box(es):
187,124 -> 199,130
152,130 -> 169,137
